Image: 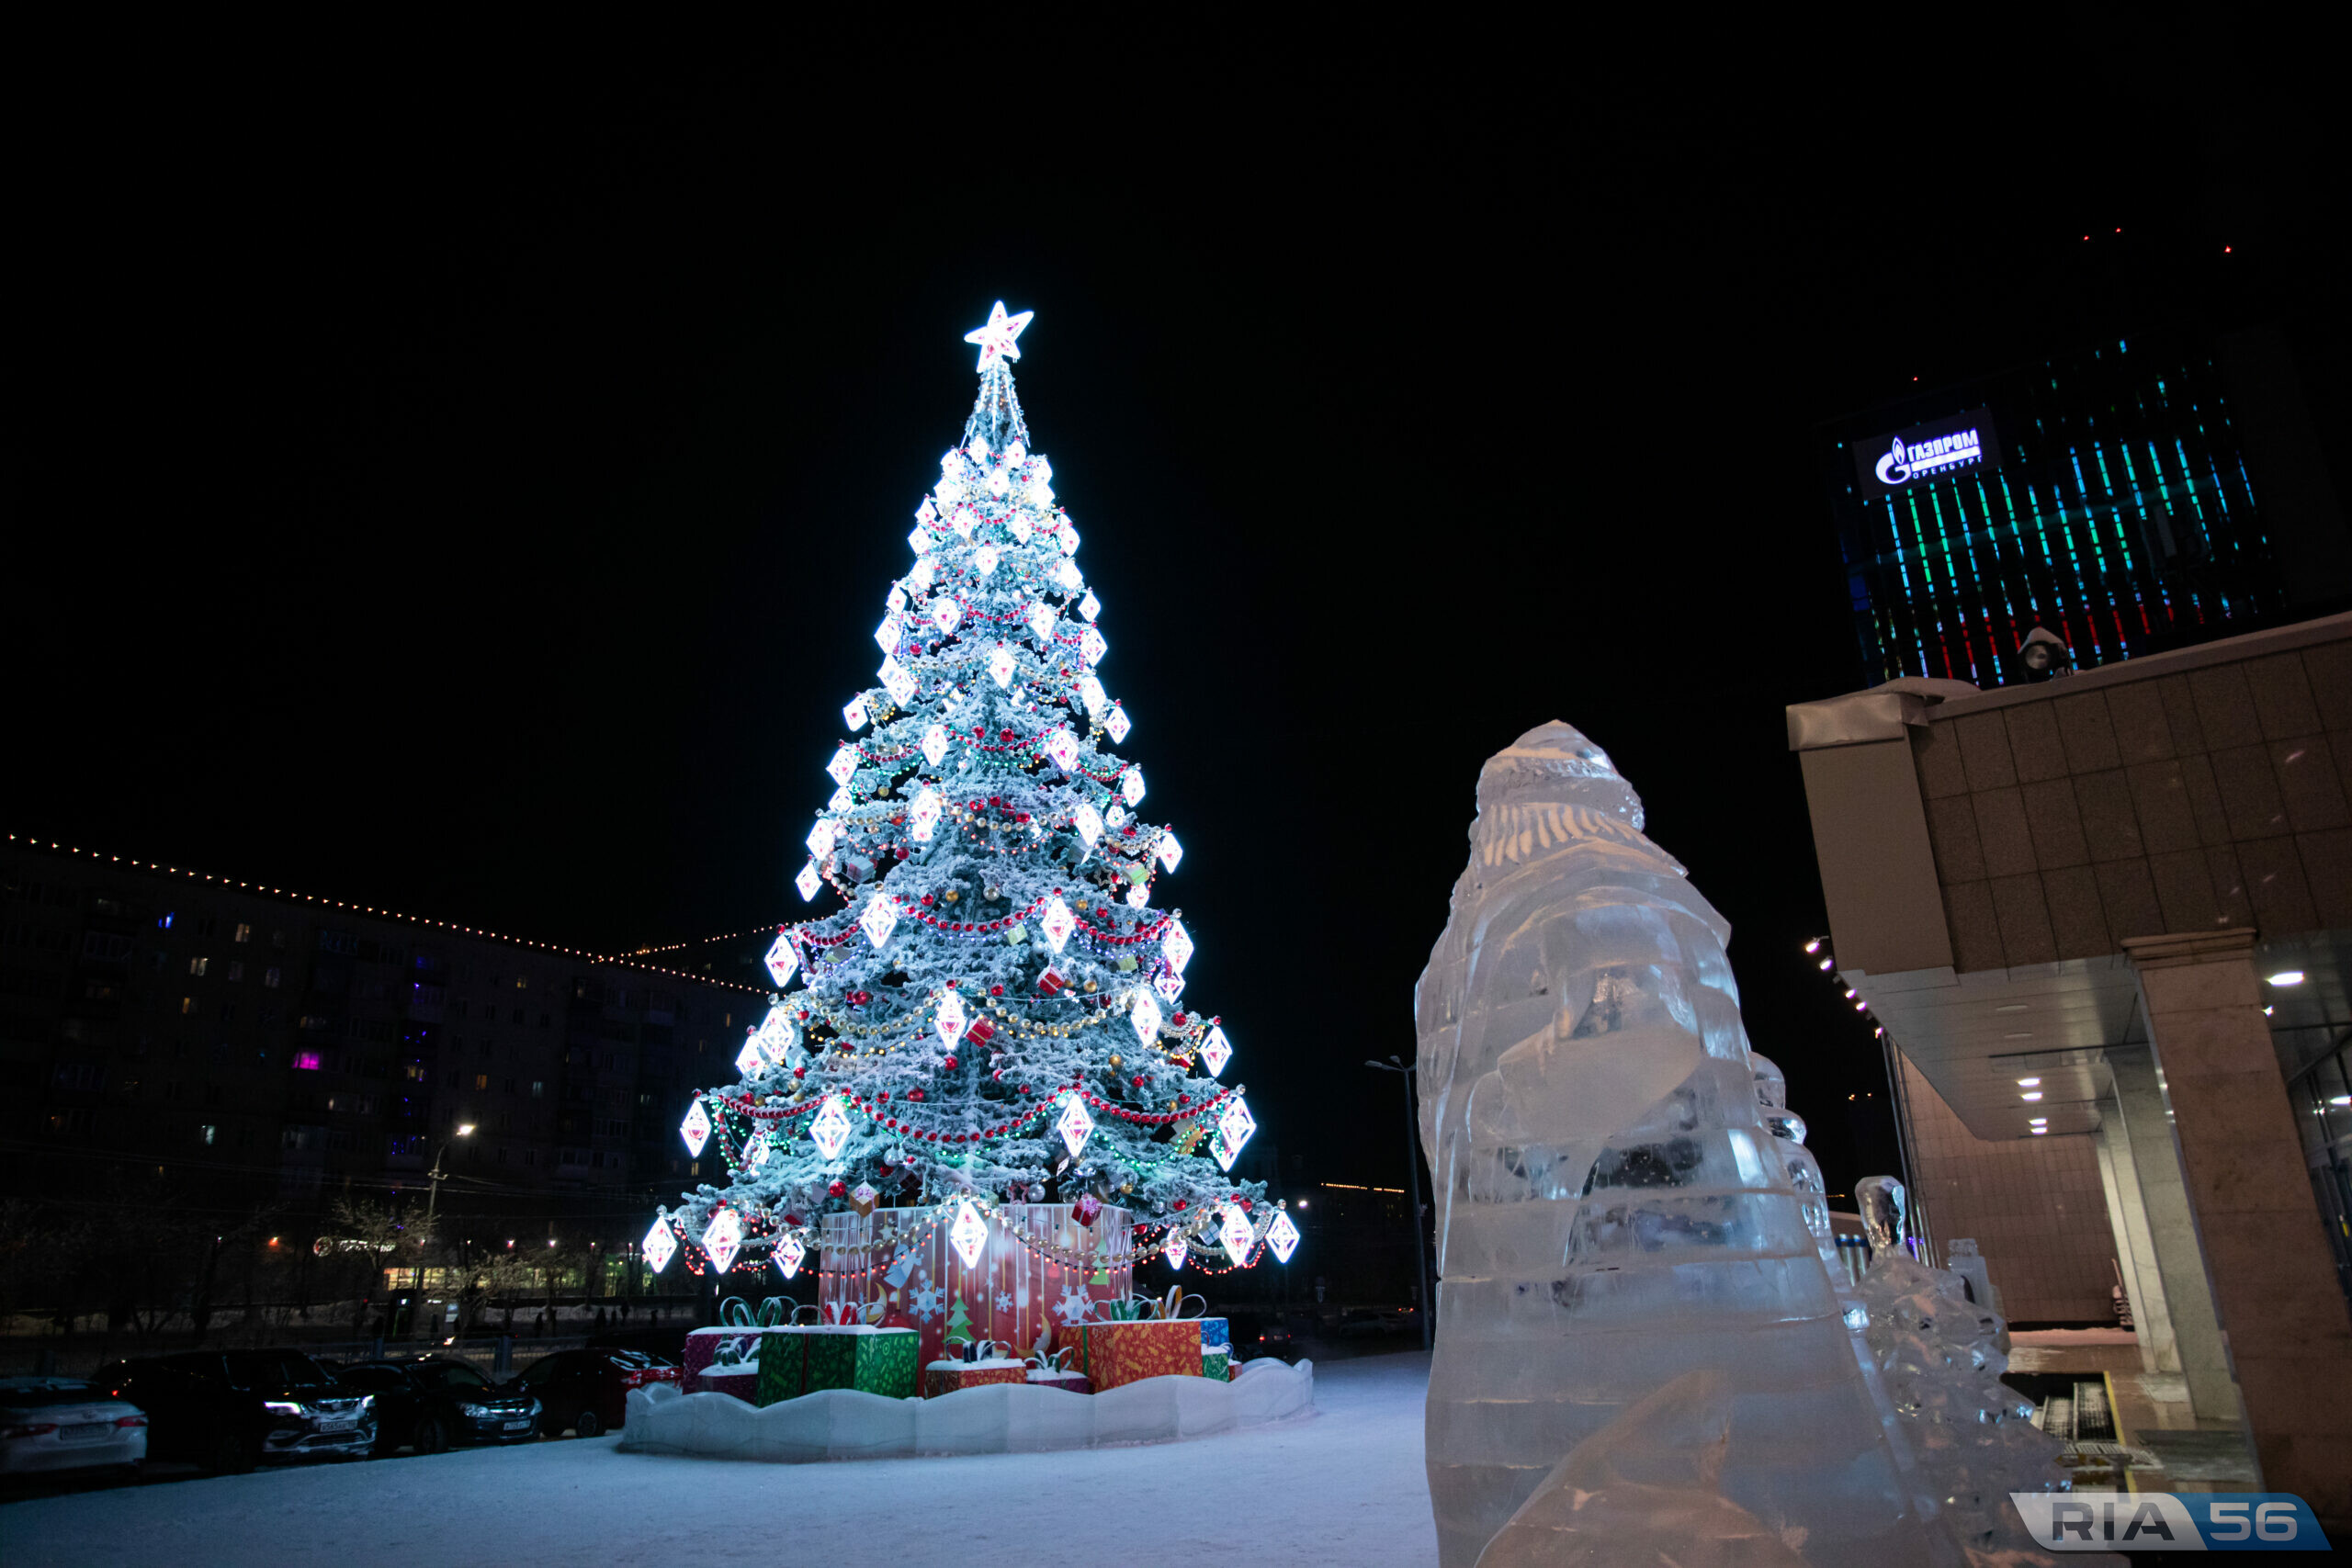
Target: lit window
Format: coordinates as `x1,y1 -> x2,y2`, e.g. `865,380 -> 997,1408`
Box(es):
180,997 -> 196,1015
475,1074 -> 490,1090
264,967 -> 281,988
233,923 -> 252,943
293,1052 -> 322,1071
188,956 -> 209,976
531,1081 -> 544,1099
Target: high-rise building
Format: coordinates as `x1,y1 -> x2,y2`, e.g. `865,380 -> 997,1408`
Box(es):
1821,326 -> 2350,687
0,836 -> 760,1246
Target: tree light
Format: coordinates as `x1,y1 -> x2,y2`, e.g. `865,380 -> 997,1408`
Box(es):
701,1210 -> 743,1275
949,1200 -> 989,1269
936,987 -> 967,1046
763,932 -> 799,987
680,1100 -> 711,1157
1039,896 -> 1076,953
1200,1026 -> 1232,1077
810,1097 -> 853,1163
1162,919 -> 1194,975
642,1218 -> 676,1274
774,1232 -> 805,1280
1056,1094 -> 1095,1157
796,861 -> 822,901
1131,994 -> 1163,1044
1265,1210 -> 1300,1264
1215,1096 -> 1256,1171
1219,1205 -> 1254,1263
859,894 -> 899,949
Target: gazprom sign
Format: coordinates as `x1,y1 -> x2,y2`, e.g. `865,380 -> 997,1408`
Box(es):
1856,406 -> 2000,499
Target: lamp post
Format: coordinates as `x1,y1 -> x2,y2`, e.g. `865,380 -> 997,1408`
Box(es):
1364,1055 -> 1434,1352
424,1123 -> 475,1222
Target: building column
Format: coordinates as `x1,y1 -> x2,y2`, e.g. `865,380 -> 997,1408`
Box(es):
2106,1048 -> 2236,1417
2123,931 -> 2352,1520
2093,1108 -> 2177,1374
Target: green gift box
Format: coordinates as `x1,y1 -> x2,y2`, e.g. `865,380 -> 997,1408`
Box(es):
752,1331 -> 808,1406
1202,1347 -> 1230,1382
801,1326 -> 919,1398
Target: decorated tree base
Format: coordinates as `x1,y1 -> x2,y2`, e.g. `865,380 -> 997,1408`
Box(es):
819,1201 -> 1134,1369
618,1358 -> 1315,1463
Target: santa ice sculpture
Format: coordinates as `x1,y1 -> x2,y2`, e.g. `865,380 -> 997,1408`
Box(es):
1413,722 -> 1938,1567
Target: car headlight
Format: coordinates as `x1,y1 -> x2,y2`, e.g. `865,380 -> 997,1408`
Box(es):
459,1404 -> 492,1418
264,1401 -> 305,1416
529,1398 -> 542,1414
357,1394 -> 375,1412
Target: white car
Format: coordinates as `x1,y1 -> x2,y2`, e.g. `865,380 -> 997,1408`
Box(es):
0,1377 -> 149,1476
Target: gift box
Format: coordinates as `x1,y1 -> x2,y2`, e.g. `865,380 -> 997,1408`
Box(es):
752,1331 -> 810,1406
922,1358 -> 1028,1398
1197,1316 -> 1229,1353
683,1327 -> 775,1396
801,1325 -> 920,1399
1073,1319 -> 1204,1392
1202,1347 -> 1230,1382
1025,1369 -> 1092,1394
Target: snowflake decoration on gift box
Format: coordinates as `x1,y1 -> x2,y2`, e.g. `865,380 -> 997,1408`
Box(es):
1055,1286 -> 1092,1324
910,1283 -> 947,1324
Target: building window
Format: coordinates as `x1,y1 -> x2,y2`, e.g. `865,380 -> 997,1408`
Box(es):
226,962 -> 243,982
232,923 -> 252,943
474,1073 -> 489,1090
199,1123 -> 217,1145
180,997 -> 195,1015
503,1078 -> 516,1096
531,1080 -> 544,1099
187,956 -> 209,977
264,967 -> 280,988
162,1081 -> 184,1101
48,1108 -> 97,1136
292,1052 -> 322,1071
219,1003 -> 236,1023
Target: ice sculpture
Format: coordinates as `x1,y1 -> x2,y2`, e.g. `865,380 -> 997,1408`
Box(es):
1415,723 -> 1937,1567
1848,1177 -> 2089,1563
1475,1370 -> 1811,1568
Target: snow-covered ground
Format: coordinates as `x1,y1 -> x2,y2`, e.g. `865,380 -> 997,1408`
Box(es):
0,1353 -> 1436,1568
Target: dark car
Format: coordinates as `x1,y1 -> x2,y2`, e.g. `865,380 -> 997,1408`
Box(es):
330,1356 -> 540,1456
1335,1307 -> 1414,1339
95,1350 -> 374,1472
510,1347 -> 679,1438
1222,1311 -> 1303,1361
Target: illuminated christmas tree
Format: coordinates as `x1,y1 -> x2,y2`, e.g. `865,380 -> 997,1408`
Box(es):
651,304 -> 1298,1324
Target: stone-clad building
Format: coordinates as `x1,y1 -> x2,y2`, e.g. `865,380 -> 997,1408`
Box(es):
1788,609 -> 2352,1519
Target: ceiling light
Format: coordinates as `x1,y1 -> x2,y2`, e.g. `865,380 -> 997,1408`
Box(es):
2330,1096 -> 2350,1108
2017,1077 -> 2041,1087
2030,1127 -> 2048,1135
1804,939 -> 1822,954
2021,1091 -> 2043,1101
2266,970 -> 2305,987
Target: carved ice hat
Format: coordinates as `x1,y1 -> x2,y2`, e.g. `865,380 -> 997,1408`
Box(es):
1469,721 -> 1667,869
1476,721 -> 1645,824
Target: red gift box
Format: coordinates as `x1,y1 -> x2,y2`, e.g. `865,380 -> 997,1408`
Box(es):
1025,1369 -> 1092,1394
922,1359 -> 1027,1398
1073,1319 -> 1203,1391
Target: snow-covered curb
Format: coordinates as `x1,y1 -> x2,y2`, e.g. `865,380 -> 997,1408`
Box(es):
617,1358 -> 1315,1462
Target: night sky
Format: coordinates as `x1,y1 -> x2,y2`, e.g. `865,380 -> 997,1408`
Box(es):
12,24 -> 2345,1201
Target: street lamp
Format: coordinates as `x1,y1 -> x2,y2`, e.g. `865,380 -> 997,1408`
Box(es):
1365,1055 -> 1434,1352
424,1123 -> 475,1221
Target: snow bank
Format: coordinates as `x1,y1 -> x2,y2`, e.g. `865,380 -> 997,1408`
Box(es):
618,1357 -> 1314,1461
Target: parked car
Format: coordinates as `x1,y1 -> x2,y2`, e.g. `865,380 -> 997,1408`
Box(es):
329,1356 -> 541,1456
510,1347 -> 679,1437
1222,1312 -> 1304,1361
1,1377 -> 148,1478
1334,1307 -> 1414,1339
95,1350 -> 374,1472
587,1324 -> 691,1365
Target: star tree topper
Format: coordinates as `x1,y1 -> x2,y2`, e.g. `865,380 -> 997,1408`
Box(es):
964,300 -> 1034,371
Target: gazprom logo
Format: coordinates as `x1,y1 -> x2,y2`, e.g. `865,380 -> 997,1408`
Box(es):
1852,405 -> 2001,498
1875,425 -> 1984,486
2009,1491 -> 2331,1551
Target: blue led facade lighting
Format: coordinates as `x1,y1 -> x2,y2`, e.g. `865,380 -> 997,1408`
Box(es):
1823,334 -> 2295,687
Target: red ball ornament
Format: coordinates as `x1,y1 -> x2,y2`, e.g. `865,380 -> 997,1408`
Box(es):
828,1179 -> 847,1198
793,1066 -> 808,1078
943,1055 -> 958,1071
1172,1200 -> 1188,1212
1172,1013 -> 1189,1028
1131,1075 -> 1146,1087
910,1089 -> 926,1102
989,984 -> 1003,997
